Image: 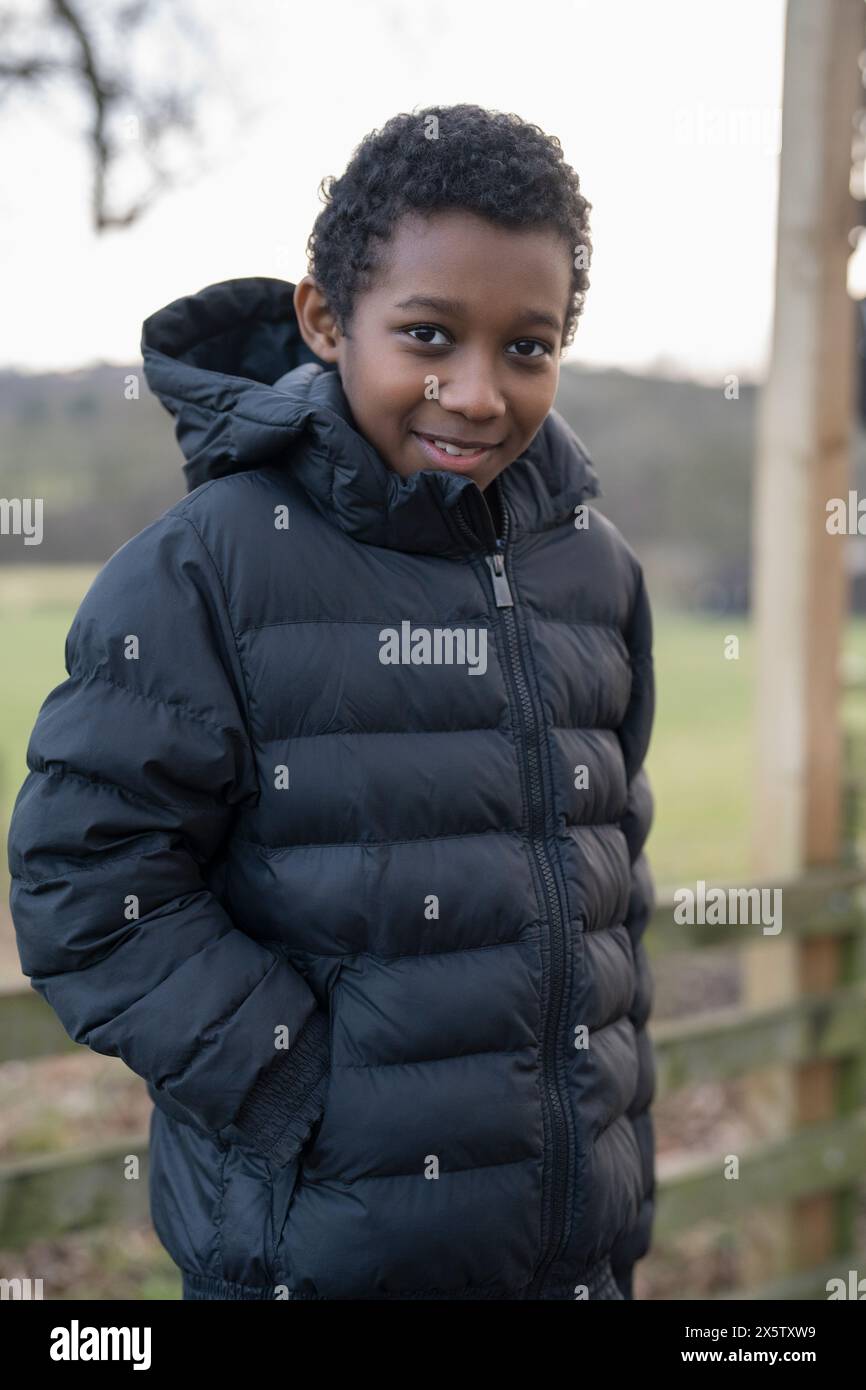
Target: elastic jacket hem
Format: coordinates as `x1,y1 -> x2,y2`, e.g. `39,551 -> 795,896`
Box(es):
180,1255 -> 624,1301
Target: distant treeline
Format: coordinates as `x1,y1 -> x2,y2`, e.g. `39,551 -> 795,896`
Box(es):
2,361 -> 865,612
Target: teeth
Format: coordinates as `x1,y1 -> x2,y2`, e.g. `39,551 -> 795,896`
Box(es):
433,439 -> 481,457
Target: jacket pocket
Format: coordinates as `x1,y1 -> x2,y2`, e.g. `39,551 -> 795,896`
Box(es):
298,959 -> 340,1167
270,960 -> 340,1284
327,958 -> 342,1061
268,1152 -> 303,1287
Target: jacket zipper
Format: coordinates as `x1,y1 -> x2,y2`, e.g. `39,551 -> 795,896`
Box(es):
453,486 -> 571,1296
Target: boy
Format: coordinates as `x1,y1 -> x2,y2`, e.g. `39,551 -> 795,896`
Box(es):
7,104 -> 656,1301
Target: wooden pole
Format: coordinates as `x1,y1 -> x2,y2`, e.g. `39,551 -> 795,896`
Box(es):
746,0 -> 863,1286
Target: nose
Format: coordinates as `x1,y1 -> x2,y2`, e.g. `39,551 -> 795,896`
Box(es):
437,353 -> 507,423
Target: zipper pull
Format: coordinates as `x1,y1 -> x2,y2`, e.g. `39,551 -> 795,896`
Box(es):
485,550 -> 514,608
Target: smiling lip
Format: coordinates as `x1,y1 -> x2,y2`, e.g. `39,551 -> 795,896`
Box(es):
412,431 -> 503,449
410,432 -> 501,471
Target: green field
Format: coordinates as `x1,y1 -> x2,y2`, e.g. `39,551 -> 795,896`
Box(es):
1,566 -> 864,890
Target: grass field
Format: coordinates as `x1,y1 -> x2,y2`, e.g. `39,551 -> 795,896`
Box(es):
1,565 -> 865,892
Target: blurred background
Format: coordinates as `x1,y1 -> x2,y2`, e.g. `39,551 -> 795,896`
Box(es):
1,0 -> 865,1301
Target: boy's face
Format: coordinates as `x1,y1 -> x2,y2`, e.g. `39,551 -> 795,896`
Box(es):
294,209 -> 574,493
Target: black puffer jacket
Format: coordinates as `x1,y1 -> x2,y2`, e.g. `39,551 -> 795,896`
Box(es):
7,277 -> 656,1301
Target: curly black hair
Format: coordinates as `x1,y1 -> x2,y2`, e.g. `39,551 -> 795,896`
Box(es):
305,104 -> 592,351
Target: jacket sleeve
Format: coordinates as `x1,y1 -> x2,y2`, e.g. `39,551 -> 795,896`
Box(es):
6,508 -> 329,1169
609,559 -> 657,1299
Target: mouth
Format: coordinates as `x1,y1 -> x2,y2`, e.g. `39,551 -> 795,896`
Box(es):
410,431 -> 503,471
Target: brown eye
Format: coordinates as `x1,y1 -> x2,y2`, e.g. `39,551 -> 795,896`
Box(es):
404,325 -> 451,346
508,339 -> 550,358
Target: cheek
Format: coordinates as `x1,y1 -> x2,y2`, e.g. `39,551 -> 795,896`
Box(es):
342,359 -> 386,429
516,372 -> 559,427
377,370 -> 428,429
528,366 -> 561,414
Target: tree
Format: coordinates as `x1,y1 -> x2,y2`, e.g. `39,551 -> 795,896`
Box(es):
0,0 -> 209,230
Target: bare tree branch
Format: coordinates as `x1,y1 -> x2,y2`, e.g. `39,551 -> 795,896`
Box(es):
0,0 -> 205,231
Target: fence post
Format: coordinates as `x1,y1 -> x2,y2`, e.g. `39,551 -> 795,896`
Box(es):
746,0 -> 864,1286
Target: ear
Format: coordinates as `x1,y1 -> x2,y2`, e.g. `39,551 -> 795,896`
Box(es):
293,276 -> 341,363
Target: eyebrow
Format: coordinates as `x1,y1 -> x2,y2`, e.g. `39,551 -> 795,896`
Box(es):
393,294 -> 563,332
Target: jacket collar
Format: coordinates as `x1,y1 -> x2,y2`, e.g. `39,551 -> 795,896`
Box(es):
142,275 -> 602,559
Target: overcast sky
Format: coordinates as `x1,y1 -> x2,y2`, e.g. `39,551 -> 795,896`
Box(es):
2,0 -> 855,385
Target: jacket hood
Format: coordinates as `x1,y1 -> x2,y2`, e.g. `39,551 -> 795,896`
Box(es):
141,276 -> 602,556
